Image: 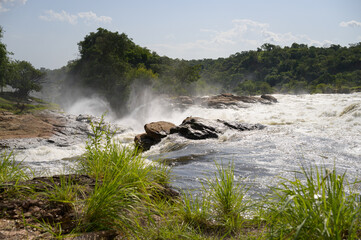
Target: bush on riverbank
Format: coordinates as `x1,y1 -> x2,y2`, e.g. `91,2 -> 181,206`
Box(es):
0,119 -> 360,239
0,92 -> 59,114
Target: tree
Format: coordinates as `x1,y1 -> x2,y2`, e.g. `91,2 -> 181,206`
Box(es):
9,61 -> 44,99
0,26 -> 9,92
68,28 -> 159,115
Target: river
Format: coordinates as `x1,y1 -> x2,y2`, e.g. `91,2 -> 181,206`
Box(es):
13,93 -> 361,197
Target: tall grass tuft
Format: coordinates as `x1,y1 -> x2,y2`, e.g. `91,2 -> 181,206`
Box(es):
182,190 -> 211,230
264,164 -> 361,239
77,114 -> 172,234
0,151 -> 29,184
181,162 -> 250,236
206,162 -> 250,232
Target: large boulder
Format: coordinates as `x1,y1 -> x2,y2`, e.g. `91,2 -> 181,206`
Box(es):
170,117 -> 222,139
134,133 -> 161,151
170,117 -> 266,140
145,121 -> 176,140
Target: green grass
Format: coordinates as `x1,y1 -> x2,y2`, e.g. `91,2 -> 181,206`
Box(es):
263,165 -> 361,239
0,93 -> 60,114
1,116 -> 360,239
0,151 -> 29,184
74,115 -> 173,235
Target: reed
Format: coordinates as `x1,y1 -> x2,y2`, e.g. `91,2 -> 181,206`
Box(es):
263,164 -> 361,239
0,151 -> 29,184
76,115 -> 172,235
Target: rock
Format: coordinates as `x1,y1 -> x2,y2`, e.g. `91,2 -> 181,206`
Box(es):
0,111 -> 125,150
170,117 -> 223,139
144,121 -> 176,140
134,133 -> 161,151
177,96 -> 194,105
204,93 -> 271,108
75,114 -> 93,123
218,120 -> 266,131
261,94 -> 278,103
170,117 -> 266,140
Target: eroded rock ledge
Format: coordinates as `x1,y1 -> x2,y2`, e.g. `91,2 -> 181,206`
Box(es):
172,93 -> 278,109
135,117 -> 266,151
0,111 -> 125,150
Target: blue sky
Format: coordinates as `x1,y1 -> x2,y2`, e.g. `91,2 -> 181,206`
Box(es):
1,0 -> 360,69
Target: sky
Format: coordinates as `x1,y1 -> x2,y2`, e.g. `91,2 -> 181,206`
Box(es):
0,0 -> 360,70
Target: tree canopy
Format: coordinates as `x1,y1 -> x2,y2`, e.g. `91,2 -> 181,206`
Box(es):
0,26 -> 9,93
8,60 -> 44,99
64,28 -> 201,115
190,42 -> 361,95
0,26 -> 43,98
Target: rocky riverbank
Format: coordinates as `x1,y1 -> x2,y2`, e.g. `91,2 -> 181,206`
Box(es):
0,111 -> 126,151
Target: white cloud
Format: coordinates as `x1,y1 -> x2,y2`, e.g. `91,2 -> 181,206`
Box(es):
78,11 -> 112,24
151,19 -> 331,60
0,0 -> 27,13
39,10 -> 78,25
339,20 -> 361,28
39,10 -> 112,25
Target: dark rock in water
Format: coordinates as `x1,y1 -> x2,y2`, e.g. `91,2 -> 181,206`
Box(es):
134,117 -> 266,151
177,96 -> 194,105
134,133 -> 161,151
145,121 -> 176,140
170,117 -> 266,140
261,94 -> 278,103
218,120 -> 266,131
203,93 -> 274,108
75,114 -> 94,123
170,117 -> 224,140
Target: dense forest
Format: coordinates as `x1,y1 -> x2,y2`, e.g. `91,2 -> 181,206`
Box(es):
1,27 -> 361,116
191,42 -> 361,95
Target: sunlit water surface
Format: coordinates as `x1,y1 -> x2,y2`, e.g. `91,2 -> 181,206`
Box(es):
13,93 -> 361,196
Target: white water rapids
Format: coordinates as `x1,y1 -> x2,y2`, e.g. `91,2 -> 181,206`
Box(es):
12,93 -> 361,196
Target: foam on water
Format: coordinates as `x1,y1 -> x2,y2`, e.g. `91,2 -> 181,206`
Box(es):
8,93 -> 361,195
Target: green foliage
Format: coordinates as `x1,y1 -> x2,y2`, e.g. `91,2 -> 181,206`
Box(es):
77,115 -> 172,233
8,60 -> 44,99
194,42 -> 361,95
235,80 -> 273,95
153,60 -> 201,96
206,162 -> 250,231
43,175 -> 82,204
0,93 -> 59,114
181,162 -> 250,237
0,26 -> 10,92
67,28 -> 160,116
0,151 -> 29,184
264,165 -> 361,239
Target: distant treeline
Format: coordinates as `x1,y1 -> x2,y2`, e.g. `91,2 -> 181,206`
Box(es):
47,28 -> 361,115
191,42 -> 361,95
2,26 -> 360,115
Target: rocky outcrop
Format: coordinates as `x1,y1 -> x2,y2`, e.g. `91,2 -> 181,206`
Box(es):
203,93 -> 275,108
170,117 -> 221,140
0,110 -> 126,150
135,121 -> 176,151
135,117 -> 266,151
167,93 -> 277,109
145,121 -> 176,140
171,117 -> 266,140
177,96 -> 194,105
134,133 -> 161,151
261,94 -> 278,103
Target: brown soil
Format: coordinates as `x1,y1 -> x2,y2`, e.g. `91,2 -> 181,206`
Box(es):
0,175 -> 96,239
0,111 -> 66,140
